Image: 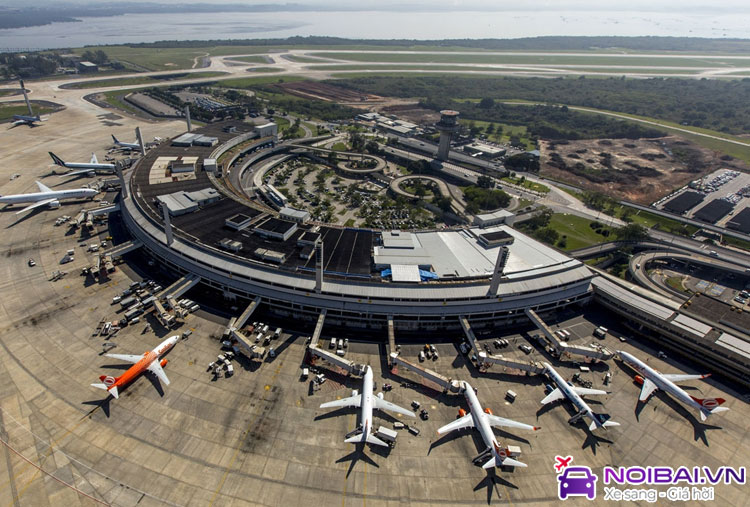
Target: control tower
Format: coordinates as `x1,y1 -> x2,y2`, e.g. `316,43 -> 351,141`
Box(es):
435,110 -> 459,161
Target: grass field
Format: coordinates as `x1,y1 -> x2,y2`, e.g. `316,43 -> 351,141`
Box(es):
723,235 -> 750,252
246,67 -> 284,73
0,89 -> 18,97
0,102 -> 58,122
458,119 -> 535,149
331,142 -> 348,151
501,176 -> 550,194
212,75 -> 306,89
546,213 -> 614,250
98,89 -> 149,116
64,71 -> 228,89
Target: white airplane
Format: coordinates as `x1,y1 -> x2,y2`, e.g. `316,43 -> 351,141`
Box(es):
11,80 -> 44,128
541,362 -> 620,431
49,151 -> 115,177
91,335 -> 178,399
111,134 -> 141,151
0,181 -> 98,215
618,350 -> 729,422
319,365 -> 414,447
437,381 -> 539,469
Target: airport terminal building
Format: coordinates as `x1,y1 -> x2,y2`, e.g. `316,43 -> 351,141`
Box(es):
120,123 -> 595,331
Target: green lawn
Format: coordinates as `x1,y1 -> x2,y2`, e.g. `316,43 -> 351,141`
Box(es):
723,235 -> 750,252
331,142 -> 348,151
273,116 -> 291,131
246,67 -> 283,73
99,89 -> 148,116
546,213 -> 614,250
501,176 -> 550,194
0,102 -> 58,122
64,71 -> 227,89
212,75 -> 306,89
459,118 -> 535,150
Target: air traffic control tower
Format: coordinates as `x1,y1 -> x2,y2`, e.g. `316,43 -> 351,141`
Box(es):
435,110 -> 459,161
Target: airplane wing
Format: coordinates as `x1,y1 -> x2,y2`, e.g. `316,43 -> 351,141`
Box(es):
487,414 -> 539,431
147,360 -> 170,385
639,378 -> 659,401
437,413 -> 474,435
572,387 -> 609,397
541,388 -> 565,405
11,119 -> 26,127
662,374 -> 707,382
60,169 -> 93,178
105,353 -> 143,364
373,397 -> 415,417
90,153 -> 98,164
35,180 -> 52,193
320,393 -> 361,409
15,198 -> 56,215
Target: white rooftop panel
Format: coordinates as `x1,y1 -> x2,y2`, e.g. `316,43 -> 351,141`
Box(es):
672,314 -> 712,337
391,264 -> 421,283
716,332 -> 750,360
382,231 -> 416,249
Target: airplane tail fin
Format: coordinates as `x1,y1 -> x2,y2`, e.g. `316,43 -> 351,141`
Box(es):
91,376 -> 119,399
48,152 -> 66,167
481,453 -> 526,469
590,413 -> 620,431
690,396 -> 728,421
345,432 -> 388,447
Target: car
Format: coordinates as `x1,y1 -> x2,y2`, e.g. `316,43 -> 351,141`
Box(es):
658,351 -> 668,359
520,344 -> 532,354
382,383 -> 392,391
419,409 -> 429,420
411,400 -> 421,409
27,258 -> 36,267
558,467 -> 598,500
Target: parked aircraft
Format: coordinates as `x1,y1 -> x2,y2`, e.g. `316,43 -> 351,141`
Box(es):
438,381 -> 539,469
10,79 -> 44,127
541,362 -> 620,431
111,134 -> 141,151
91,335 -> 179,399
49,151 -> 115,177
319,365 -> 414,446
618,350 -> 729,421
0,180 -> 97,214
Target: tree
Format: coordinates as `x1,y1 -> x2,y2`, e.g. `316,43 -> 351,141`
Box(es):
485,123 -> 495,136
534,227 -> 560,245
477,175 -> 494,189
94,50 -> 108,65
365,140 -> 381,155
435,196 -> 453,212
615,224 -> 649,242
479,97 -> 495,109
524,207 -> 553,230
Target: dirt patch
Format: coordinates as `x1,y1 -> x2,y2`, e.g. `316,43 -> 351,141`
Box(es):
277,81 -> 381,103
378,103 -> 441,125
539,136 -> 750,204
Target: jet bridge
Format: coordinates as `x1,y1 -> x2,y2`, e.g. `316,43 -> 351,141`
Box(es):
234,297 -> 260,330
461,316 -> 544,374
525,308 -> 614,361
157,273 -> 201,300
306,310 -> 366,376
389,353 -> 462,393
103,239 -> 143,259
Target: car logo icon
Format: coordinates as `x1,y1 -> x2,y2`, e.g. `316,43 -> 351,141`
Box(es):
558,466 -> 597,500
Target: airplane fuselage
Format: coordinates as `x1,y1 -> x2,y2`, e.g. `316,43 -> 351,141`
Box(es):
0,188 -> 97,205
358,366 -> 375,442
619,351 -> 704,413
108,335 -> 177,392
544,362 -> 598,425
463,382 -> 501,456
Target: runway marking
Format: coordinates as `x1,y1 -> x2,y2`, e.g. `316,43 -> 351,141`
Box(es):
209,360 -> 284,506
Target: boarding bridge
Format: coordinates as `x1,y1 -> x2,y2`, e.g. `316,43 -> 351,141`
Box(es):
387,315 -> 396,365
306,310 -> 366,376
525,308 -> 614,361
477,352 -> 545,374
157,273 -> 201,300
230,329 -> 265,360
152,299 -> 174,328
389,353 -> 462,393
459,316 -> 482,357
524,309 -> 564,350
87,203 -> 120,216
309,310 -> 326,349
234,297 -> 261,330
103,239 -> 143,259
74,211 -> 87,227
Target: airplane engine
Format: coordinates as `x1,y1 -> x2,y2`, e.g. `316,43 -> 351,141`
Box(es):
377,392 -> 384,399
484,407 -> 493,415
634,375 -> 644,385
352,389 -> 359,397
160,359 -> 168,367
458,408 -> 467,418
49,200 -> 61,209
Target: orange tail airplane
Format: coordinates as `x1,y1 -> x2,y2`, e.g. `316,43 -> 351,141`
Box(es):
91,335 -> 179,399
